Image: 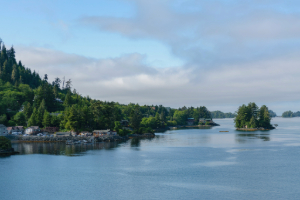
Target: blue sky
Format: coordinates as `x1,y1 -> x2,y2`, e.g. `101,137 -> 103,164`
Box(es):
1,0 -> 300,115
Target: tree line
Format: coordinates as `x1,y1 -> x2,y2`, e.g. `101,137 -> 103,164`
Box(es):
282,111 -> 300,118
0,38 -> 231,135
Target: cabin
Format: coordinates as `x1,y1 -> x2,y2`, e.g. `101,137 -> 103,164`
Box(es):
186,118 -> 195,125
0,124 -> 8,136
55,98 -> 63,104
80,131 -> 93,136
7,126 -> 24,135
199,118 -> 213,124
93,130 -> 118,137
41,127 -> 59,133
25,126 -> 41,135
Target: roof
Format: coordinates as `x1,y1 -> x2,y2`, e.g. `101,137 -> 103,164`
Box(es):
27,126 -> 39,129
0,124 -> 6,128
187,118 -> 195,120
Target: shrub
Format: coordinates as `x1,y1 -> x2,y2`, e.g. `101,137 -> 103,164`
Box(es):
0,136 -> 12,150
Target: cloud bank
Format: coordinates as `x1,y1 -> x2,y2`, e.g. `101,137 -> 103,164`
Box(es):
13,0 -> 300,113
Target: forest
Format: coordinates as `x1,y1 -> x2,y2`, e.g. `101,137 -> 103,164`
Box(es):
0,39 -> 215,135
282,111 -> 300,118
234,102 -> 273,129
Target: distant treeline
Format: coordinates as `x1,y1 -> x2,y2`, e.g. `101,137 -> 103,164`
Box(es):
282,111 -> 300,118
210,111 -> 236,118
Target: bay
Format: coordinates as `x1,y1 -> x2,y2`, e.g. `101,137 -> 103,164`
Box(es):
1,118 -> 300,200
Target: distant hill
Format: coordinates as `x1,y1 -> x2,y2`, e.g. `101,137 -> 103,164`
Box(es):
282,111 -> 300,118
210,111 -> 236,118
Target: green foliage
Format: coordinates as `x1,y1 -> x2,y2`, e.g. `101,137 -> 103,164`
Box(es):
13,112 -> 26,126
0,136 -> 12,150
282,110 -> 300,118
234,103 -> 273,128
211,111 -> 236,118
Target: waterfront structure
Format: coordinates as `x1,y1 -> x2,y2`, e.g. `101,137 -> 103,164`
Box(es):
41,127 -> 59,133
55,132 -> 71,137
93,130 -> 118,137
0,124 -> 8,136
25,126 -> 41,135
187,118 -> 195,125
7,126 -> 24,135
80,131 -> 93,136
199,118 -> 213,123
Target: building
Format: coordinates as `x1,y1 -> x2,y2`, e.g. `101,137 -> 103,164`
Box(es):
187,118 -> 195,125
0,124 -> 8,136
199,118 -> 213,124
93,129 -> 117,137
41,127 -> 59,133
55,132 -> 71,137
7,126 -> 24,135
80,131 -> 93,136
25,126 -> 41,135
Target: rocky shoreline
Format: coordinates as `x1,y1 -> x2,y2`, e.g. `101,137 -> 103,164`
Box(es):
236,127 -> 275,131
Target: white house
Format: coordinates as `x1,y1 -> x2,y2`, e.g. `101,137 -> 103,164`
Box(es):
25,126 -> 40,135
0,124 -> 8,136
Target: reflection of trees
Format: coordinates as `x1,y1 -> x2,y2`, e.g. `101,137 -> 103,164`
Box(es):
130,138 -> 141,147
235,133 -> 270,143
12,142 -> 121,156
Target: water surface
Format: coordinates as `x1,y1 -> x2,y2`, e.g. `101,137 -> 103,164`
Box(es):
1,118 -> 300,200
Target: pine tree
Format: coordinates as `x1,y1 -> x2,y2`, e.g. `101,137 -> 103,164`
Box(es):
23,102 -> 33,121
42,111 -> 52,128
28,108 -> 38,127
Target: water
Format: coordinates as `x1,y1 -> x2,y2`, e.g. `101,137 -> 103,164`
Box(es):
1,118 -> 300,200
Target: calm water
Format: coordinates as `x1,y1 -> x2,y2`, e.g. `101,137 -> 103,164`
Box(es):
1,118 -> 300,200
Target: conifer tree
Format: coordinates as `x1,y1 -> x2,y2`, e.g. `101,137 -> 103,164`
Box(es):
28,108 -> 38,127
23,102 -> 33,121
42,111 -> 52,128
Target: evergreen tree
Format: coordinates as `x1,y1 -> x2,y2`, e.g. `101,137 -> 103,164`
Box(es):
23,102 -> 33,121
42,111 -> 52,128
28,108 -> 38,127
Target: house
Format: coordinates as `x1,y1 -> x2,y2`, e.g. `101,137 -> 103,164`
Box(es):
55,132 -> 71,137
7,126 -> 24,135
80,131 -> 93,136
199,118 -> 214,125
41,127 -> 59,133
25,126 -> 41,135
93,129 -> 116,137
187,118 -> 195,125
120,120 -> 129,127
0,124 -> 8,136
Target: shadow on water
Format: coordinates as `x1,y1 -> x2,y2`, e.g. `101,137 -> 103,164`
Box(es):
235,133 -> 270,143
130,137 -> 156,149
12,142 -> 121,156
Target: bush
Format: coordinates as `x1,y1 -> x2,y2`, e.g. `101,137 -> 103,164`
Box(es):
0,136 -> 12,150
205,121 -> 210,125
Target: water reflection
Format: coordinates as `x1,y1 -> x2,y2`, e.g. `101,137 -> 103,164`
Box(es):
235,133 -> 270,143
12,142 -> 121,156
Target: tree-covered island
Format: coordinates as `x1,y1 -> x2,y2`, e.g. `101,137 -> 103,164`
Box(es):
234,102 -> 275,130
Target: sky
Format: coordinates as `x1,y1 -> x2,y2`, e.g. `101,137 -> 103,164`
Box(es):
1,0 -> 300,115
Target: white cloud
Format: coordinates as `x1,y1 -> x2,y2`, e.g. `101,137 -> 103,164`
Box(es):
15,45 -> 300,114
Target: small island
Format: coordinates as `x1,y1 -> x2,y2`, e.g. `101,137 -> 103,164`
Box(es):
234,103 -> 275,131
0,136 -> 19,156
